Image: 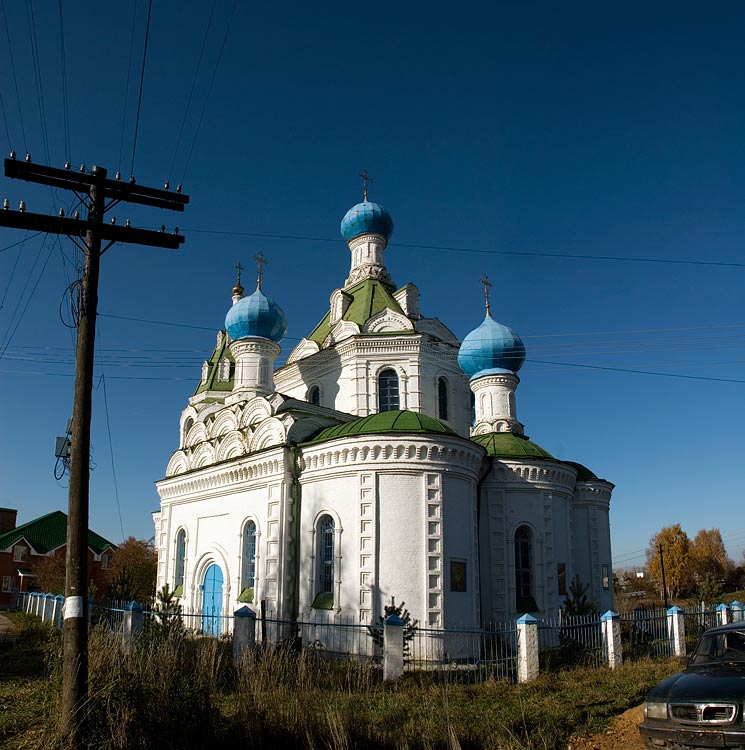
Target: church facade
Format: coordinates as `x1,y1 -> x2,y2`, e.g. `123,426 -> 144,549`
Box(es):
153,195 -> 614,639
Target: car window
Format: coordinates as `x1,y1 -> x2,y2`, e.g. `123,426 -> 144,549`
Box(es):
691,631 -> 745,665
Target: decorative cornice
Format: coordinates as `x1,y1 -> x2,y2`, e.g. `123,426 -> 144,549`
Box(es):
470,373 -> 520,389
574,481 -> 614,507
298,435 -> 483,475
158,449 -> 288,500
487,459 -> 578,491
348,232 -> 388,251
229,338 -> 281,357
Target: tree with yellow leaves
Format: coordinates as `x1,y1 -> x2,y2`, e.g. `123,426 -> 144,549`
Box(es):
646,524 -> 693,600
689,528 -> 733,600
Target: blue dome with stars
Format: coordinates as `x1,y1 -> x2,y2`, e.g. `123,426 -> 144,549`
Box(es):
458,315 -> 526,378
340,201 -> 394,242
225,288 -> 287,343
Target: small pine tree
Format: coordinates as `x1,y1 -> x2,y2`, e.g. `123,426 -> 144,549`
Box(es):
368,597 -> 419,657
152,583 -> 184,639
562,575 -> 599,616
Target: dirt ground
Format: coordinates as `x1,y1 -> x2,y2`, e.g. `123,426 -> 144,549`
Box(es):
570,705 -> 645,750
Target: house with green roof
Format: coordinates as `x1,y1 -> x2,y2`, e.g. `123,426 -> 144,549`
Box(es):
0,508 -> 116,607
153,190 -> 614,649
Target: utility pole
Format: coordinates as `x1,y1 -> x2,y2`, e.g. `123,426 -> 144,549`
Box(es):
0,155 -> 188,748
659,542 -> 669,610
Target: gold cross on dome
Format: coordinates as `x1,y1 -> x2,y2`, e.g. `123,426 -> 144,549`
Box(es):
235,261 -> 243,287
359,169 -> 373,201
253,251 -> 267,290
480,274 -> 493,316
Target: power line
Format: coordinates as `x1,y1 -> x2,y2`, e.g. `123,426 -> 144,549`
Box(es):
529,358 -> 745,384
0,235 -> 55,361
179,227 -> 745,269
0,232 -> 44,253
57,0 -> 71,159
0,90 -> 11,151
118,2 -> 138,175
95,326 -> 126,541
1,0 -> 27,151
130,0 -> 153,178
180,0 -> 239,182
168,0 -> 218,183
0,230 -> 29,310
25,0 -> 51,163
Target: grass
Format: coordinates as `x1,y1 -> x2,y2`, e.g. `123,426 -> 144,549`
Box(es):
0,613 -> 680,750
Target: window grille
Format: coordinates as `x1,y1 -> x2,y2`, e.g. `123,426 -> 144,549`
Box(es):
378,369 -> 400,412
318,515 -> 334,595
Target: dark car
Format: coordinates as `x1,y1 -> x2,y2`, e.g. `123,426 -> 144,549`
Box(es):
639,622 -> 745,749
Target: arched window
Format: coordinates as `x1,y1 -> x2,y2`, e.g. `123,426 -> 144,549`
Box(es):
469,392 -> 476,424
515,525 -> 536,612
308,386 -> 320,406
239,521 -> 257,603
312,514 -> 335,609
437,377 -> 448,420
378,369 -> 400,412
174,529 -> 186,596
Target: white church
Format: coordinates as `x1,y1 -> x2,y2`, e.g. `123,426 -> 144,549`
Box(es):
153,192 -> 614,638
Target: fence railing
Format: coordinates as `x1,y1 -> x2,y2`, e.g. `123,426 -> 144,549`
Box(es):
17,592 -> 745,683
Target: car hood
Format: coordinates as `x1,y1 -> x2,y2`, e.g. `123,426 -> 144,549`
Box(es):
648,669 -> 745,703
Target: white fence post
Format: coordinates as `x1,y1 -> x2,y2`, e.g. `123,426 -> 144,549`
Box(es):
730,601 -> 743,622
716,603 -> 730,626
516,614 -> 539,682
601,610 -> 622,669
42,593 -> 54,623
666,606 -> 686,657
233,606 -> 256,666
383,614 -> 404,681
53,595 -> 65,629
122,601 -> 143,653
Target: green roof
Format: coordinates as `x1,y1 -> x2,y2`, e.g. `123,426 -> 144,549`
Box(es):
471,432 -> 554,459
307,278 -> 409,344
194,331 -> 235,395
305,410 -> 456,444
0,510 -> 115,555
563,461 -> 599,481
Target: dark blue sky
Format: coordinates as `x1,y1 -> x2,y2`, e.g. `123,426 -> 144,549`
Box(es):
1,1 -> 743,569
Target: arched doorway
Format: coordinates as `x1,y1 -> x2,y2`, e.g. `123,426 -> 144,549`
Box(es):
201,563 -> 223,636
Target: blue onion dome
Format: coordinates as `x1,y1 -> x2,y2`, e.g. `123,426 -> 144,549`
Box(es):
458,314 -> 526,378
340,201 -> 394,242
225,288 -> 287,343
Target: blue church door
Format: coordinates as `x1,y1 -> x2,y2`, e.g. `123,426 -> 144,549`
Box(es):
202,564 -> 223,636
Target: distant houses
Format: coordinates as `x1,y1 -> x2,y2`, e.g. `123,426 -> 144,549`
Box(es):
0,508 -> 116,607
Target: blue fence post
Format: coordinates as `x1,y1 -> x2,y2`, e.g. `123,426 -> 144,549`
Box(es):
122,601 -> 143,653
233,606 -> 256,666
383,614 -> 405,681
716,603 -> 730,627
666,606 -> 686,656
730,601 -> 743,623
516,614 -> 539,682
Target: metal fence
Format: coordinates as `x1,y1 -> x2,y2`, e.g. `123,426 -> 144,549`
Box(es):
619,607 -> 674,659
20,590 -> 745,681
408,622 -> 518,680
538,613 -> 605,667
